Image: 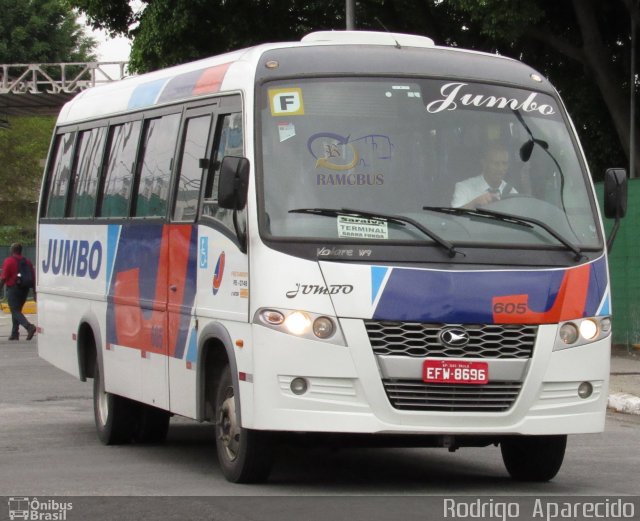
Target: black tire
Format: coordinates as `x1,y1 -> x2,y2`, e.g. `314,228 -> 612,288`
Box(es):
215,365 -> 273,483
501,435 -> 567,482
134,404 -> 171,444
93,362 -> 138,445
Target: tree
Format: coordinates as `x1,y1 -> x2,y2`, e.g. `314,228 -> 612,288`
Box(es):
70,0 -> 636,179
0,0 -> 97,244
0,117 -> 55,244
443,0 -> 638,179
0,0 -> 96,63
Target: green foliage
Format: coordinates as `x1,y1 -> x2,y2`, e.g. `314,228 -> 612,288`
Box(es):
0,116 -> 55,244
446,0 -> 634,179
0,0 -> 96,63
67,0 -> 138,36
62,0 -> 640,180
0,1 -> 97,243
127,0 -> 353,72
72,0 -> 470,73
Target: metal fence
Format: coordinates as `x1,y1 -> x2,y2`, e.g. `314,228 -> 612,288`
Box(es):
1,62 -> 128,94
596,179 -> 640,351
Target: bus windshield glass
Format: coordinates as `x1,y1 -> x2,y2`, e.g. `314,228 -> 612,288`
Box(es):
260,78 -> 600,249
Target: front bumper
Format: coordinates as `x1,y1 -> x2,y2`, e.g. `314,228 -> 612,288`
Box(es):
247,320 -> 609,435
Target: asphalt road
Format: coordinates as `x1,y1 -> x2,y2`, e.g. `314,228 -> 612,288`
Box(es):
1,337 -> 639,520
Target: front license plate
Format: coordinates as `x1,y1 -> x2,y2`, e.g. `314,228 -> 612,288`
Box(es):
423,360 -> 489,385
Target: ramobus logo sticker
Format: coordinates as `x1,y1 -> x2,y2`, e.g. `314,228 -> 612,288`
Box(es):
212,252 -> 225,295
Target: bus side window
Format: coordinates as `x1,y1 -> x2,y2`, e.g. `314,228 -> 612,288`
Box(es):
99,121 -> 141,218
134,113 -> 181,218
202,113 -> 244,231
172,114 -> 213,222
68,127 -> 107,218
45,132 -> 76,218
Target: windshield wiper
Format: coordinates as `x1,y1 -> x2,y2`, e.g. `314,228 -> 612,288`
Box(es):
423,206 -> 584,261
289,207 -> 462,258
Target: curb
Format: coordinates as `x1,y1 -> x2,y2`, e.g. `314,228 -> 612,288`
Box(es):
608,393 -> 640,416
1,300 -> 37,314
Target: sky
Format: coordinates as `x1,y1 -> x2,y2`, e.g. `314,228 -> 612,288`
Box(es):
93,30 -> 132,62
80,1 -> 144,63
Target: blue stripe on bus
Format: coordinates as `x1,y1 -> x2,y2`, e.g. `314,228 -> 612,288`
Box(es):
156,69 -> 206,105
585,257 -> 608,316
185,328 -> 198,364
372,257 -> 606,324
127,78 -> 168,109
106,224 -> 120,293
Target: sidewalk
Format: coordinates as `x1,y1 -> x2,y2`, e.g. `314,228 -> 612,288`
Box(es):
1,311 -> 639,415
609,345 -> 640,415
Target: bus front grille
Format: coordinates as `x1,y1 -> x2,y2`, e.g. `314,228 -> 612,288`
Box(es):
365,321 -> 537,359
382,379 -> 522,412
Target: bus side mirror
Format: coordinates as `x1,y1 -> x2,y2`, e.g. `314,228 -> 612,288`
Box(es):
218,156 -> 250,210
604,168 -> 627,253
604,168 -> 627,219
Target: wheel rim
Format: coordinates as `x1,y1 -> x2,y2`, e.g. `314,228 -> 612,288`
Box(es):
218,386 -> 240,461
96,370 -> 109,427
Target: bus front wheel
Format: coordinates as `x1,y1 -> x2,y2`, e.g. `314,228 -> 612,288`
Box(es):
501,435 -> 567,481
215,366 -> 273,483
93,362 -> 137,445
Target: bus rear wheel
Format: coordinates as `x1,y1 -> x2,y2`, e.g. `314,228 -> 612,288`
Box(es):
93,362 -> 137,445
215,366 -> 273,483
501,435 -> 567,481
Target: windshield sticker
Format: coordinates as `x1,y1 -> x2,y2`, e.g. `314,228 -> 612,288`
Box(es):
269,88 -> 305,116
337,215 -> 389,240
426,82 -> 556,116
307,132 -> 393,187
308,132 -> 393,168
388,85 -> 421,98
278,122 -> 296,142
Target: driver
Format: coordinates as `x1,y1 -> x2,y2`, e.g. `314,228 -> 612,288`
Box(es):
451,143 -> 516,209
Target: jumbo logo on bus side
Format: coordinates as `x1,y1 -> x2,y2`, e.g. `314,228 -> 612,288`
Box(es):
41,239 -> 102,279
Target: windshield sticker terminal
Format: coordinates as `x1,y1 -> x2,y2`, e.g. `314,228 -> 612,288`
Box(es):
337,215 -> 389,240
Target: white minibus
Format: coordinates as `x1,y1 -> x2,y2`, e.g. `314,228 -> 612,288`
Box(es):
37,31 -> 627,483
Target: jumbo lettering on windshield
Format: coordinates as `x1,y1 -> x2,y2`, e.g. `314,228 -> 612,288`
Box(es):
41,239 -> 102,279
426,82 -> 556,116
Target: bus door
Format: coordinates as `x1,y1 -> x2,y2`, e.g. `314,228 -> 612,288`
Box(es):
168,96 -> 247,416
196,96 -> 249,324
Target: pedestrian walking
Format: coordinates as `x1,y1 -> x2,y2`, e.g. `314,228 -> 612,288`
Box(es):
0,243 -> 36,340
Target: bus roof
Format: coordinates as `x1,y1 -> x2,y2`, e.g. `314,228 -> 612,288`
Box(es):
57,31 -> 548,126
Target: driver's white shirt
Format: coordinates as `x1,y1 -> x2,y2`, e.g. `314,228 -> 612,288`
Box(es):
451,175 -> 516,208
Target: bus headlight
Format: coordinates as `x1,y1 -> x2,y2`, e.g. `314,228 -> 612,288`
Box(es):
260,309 -> 285,325
554,316 -> 611,350
254,308 -> 345,345
559,323 -> 579,345
284,311 -> 312,335
313,316 -> 335,339
579,319 -> 598,340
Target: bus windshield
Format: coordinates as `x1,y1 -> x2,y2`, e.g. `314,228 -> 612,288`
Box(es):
260,77 -> 601,249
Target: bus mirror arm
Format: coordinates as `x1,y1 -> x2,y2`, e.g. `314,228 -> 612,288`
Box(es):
218,156 -> 250,252
603,168 -> 627,252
